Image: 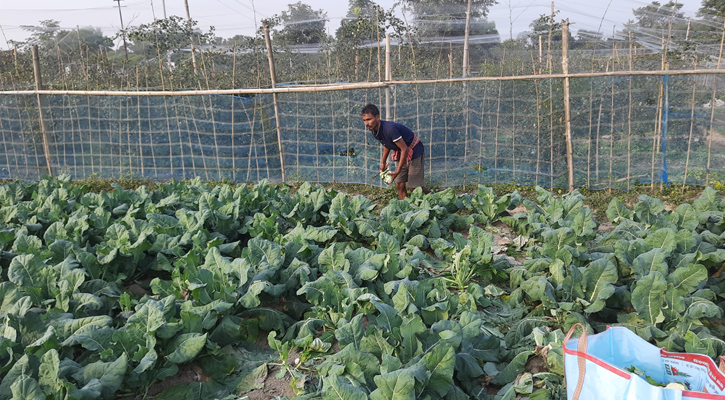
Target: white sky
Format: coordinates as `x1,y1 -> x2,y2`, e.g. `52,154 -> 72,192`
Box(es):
0,0 -> 704,50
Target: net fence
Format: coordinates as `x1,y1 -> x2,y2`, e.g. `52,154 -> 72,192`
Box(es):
2,71 -> 725,190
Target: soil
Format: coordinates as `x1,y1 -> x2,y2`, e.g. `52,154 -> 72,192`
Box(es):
119,363 -> 211,399
597,221 -> 616,233
244,366 -> 297,400
525,355 -> 549,374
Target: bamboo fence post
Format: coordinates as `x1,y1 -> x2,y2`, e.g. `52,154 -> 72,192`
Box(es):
243,98 -> 258,182
124,67 -> 132,175
314,64 -> 320,182
531,51 -> 543,186
31,45 -> 53,176
295,93 -> 300,180
683,56 -> 698,190
183,0 -> 199,75
376,10 -> 383,104
232,40 -> 237,180
586,83 -> 594,187
511,75 -> 516,183
3,75 -> 18,175
449,41 -> 453,80
494,49 -> 505,184
609,47 -> 616,192
13,45 -> 18,75
706,19 -> 725,185
547,4 -> 554,188
479,83 -> 489,184
627,27 -> 633,190
651,38 -> 666,190
463,0 -> 473,77
263,20 -> 287,183
561,20 -> 574,191
385,35 -> 391,120
464,73 -> 470,185
327,55 -> 336,183
144,67 -> 158,176
136,66 -> 144,177
660,70 -> 669,191
0,87 -> 11,177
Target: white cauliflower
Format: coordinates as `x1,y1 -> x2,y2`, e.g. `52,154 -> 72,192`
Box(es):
380,169 -> 394,184
665,382 -> 686,390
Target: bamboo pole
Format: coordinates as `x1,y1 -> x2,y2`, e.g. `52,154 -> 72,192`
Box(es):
327,52 -> 336,183
532,52 -> 542,186
183,0 -> 199,75
479,83 -> 489,184
547,2 -> 554,72
263,20 -> 287,183
609,48 -> 616,192
385,35 -> 391,120
706,19 -> 725,185
511,77 -> 516,183
144,67 -> 158,176
8,69 -> 725,97
561,20 -> 574,191
124,68 -> 132,175
494,53 -> 504,184
651,38 -> 666,190
462,0 -> 473,77
232,40 -> 237,181
586,81 -> 595,187
683,56 -> 698,189
627,27 -> 633,190
376,10 -> 382,105
136,66 -> 144,177
314,65 -> 320,182
449,41 -> 453,80
660,71 -> 669,191
31,45 -> 53,176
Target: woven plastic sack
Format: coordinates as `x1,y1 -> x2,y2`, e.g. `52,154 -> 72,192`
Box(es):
564,323 -> 725,400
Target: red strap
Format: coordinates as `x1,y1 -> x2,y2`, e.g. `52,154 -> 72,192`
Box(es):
563,323 -> 589,400
391,134 -> 420,164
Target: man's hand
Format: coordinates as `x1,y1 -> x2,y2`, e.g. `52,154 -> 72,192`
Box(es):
380,163 -> 388,172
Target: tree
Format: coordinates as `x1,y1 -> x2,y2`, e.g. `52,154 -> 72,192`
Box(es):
403,0 -> 497,38
126,16 -> 215,58
18,20 -> 112,53
524,9 -> 573,48
699,0 -> 725,17
271,2 -> 328,45
623,1 -> 690,54
630,1 -> 684,29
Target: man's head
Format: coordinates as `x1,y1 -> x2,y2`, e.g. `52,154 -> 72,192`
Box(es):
361,103 -> 381,132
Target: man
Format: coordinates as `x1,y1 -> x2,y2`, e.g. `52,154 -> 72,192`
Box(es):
361,103 -> 430,200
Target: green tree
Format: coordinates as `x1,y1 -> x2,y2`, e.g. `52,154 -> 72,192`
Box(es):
630,1 -> 684,29
126,16 -> 215,58
271,2 -> 329,45
18,20 -> 112,53
699,0 -> 725,16
403,0 -> 497,38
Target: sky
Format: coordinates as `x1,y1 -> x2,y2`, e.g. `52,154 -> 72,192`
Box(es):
0,0 -> 705,50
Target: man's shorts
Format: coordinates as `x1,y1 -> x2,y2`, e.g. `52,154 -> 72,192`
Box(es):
395,155 -> 425,189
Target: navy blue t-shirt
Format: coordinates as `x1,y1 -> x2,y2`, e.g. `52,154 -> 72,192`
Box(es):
372,120 -> 424,159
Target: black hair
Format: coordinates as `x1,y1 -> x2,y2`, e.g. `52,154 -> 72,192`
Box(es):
361,103 -> 380,116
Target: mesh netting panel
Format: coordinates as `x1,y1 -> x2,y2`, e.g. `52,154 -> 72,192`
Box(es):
0,94 -> 281,181
2,74 -> 725,189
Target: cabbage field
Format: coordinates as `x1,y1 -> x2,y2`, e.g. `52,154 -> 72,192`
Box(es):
1,176 -> 724,400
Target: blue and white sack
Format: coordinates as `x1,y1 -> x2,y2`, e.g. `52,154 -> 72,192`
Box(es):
564,323 -> 725,400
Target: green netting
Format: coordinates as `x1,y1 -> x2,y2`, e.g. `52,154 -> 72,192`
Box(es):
1,74 -> 725,189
